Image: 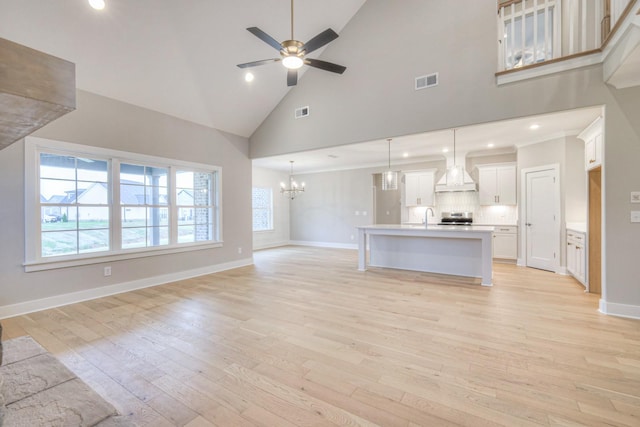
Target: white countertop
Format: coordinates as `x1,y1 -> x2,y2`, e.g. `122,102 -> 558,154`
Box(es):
566,222 -> 587,233
359,224 -> 495,233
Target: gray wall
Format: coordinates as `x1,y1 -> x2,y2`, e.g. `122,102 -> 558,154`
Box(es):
0,90 -> 252,309
250,0 -> 640,310
252,166 -> 290,250
565,136 -> 588,224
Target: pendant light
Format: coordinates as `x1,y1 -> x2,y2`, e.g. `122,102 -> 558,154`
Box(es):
280,160 -> 305,200
382,138 -> 398,191
446,129 -> 464,186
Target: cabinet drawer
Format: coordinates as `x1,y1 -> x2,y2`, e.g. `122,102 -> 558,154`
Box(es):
494,226 -> 517,234
567,231 -> 585,244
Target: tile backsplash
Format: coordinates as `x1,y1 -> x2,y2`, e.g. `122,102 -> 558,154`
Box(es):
404,191 -> 518,225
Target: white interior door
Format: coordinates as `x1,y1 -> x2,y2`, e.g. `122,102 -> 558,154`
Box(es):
525,168 -> 558,271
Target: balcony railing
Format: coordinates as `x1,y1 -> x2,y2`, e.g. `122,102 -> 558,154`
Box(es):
497,0 -> 636,72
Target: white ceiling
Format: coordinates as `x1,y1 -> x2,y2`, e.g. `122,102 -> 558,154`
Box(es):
0,0 -> 366,138
252,106 -> 604,173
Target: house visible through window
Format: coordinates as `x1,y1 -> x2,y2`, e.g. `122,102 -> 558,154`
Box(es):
252,187 -> 273,231
39,153 -> 110,257
120,163 -> 169,249
27,138 -> 221,268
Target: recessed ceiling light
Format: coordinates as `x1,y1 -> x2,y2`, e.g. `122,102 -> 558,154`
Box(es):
487,143 -> 495,148
88,0 -> 105,10
244,72 -> 254,82
529,124 -> 540,130
403,152 -> 409,158
442,148 -> 449,153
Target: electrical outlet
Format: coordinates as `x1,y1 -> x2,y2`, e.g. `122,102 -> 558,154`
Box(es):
631,192 -> 640,203
104,266 -> 111,277
631,211 -> 640,223
238,247 -> 243,254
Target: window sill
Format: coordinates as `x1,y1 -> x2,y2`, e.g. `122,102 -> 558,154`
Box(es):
254,229 -> 275,233
23,241 -> 223,272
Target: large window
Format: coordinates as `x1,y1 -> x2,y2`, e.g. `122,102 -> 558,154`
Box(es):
26,138 -> 221,270
252,187 -> 273,231
39,153 -> 110,257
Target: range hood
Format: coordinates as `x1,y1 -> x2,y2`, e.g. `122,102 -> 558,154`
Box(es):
435,150 -> 477,192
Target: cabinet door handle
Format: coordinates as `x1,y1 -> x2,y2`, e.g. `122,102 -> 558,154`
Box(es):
589,159 -> 596,163
526,223 -> 532,226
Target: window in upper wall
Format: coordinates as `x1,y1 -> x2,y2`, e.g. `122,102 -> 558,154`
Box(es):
252,187 -> 273,231
26,138 -> 222,270
501,1 -> 557,70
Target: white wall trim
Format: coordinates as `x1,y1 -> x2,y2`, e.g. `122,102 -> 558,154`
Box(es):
289,240 -> 358,250
497,51 -> 602,86
253,241 -> 290,251
599,299 -> 640,320
0,257 -> 253,320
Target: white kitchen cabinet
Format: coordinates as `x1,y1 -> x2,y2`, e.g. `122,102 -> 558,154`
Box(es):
477,164 -> 516,205
567,229 -> 587,285
492,225 -> 517,260
404,171 -> 435,207
578,116 -> 603,171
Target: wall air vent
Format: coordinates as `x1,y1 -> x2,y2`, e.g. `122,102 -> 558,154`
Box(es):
415,73 -> 439,90
295,106 -> 310,119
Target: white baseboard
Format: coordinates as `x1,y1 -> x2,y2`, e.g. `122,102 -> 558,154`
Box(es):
0,257 -> 254,320
516,258 -> 525,267
599,299 -> 640,320
289,240 -> 358,250
253,241 -> 290,251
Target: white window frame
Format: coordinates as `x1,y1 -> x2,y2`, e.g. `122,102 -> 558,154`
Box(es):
498,0 -> 562,71
252,187 -> 274,232
24,136 -> 223,272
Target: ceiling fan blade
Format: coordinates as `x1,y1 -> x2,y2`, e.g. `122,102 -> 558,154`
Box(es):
287,69 -> 298,86
305,58 -> 346,74
247,27 -> 283,51
237,58 -> 281,69
301,28 -> 339,55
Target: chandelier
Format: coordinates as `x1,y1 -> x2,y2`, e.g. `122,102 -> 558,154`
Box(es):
446,129 -> 464,186
382,138 -> 398,191
280,160 -> 305,199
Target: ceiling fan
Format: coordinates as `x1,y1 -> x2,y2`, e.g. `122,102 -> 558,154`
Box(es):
237,0 -> 346,86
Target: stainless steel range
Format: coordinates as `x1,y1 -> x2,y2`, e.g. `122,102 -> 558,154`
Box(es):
438,211 -> 473,226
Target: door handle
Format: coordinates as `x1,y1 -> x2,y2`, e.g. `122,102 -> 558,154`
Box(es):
526,223 -> 532,226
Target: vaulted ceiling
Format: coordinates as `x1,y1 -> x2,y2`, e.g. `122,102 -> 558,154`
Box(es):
0,0 -> 366,138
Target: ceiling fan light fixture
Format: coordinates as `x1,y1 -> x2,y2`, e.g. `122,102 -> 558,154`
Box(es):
282,55 -> 304,69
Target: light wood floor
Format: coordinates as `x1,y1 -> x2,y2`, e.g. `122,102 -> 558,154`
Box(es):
2,246 -> 640,426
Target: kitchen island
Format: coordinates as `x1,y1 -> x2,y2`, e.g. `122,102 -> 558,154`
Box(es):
357,224 -> 495,286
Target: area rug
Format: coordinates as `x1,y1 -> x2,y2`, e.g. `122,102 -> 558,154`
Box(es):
0,336 -> 133,426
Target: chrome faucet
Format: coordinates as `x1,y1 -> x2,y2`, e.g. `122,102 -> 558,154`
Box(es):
425,208 -> 435,227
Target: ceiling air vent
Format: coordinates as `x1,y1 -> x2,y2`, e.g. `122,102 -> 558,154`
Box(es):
415,73 -> 438,90
295,106 -> 310,119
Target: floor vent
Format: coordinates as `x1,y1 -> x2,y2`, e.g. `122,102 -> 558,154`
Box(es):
295,106 -> 310,119
415,73 -> 438,90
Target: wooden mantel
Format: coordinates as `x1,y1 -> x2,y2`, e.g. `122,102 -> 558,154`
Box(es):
0,37 -> 76,151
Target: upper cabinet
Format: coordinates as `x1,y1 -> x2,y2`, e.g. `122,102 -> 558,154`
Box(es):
577,116 -> 603,171
477,163 -> 517,205
404,170 -> 435,207
0,37 -> 76,151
